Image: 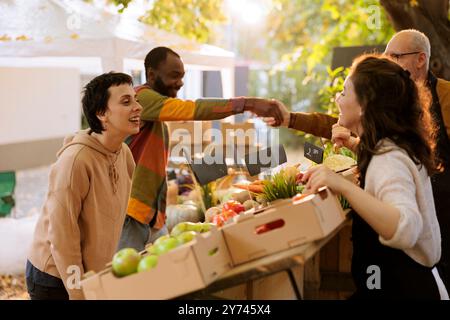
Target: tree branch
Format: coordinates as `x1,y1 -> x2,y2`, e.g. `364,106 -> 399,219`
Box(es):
379,0 -> 415,30
421,0 -> 449,22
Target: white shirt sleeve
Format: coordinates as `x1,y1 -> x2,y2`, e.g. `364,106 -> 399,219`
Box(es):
364,151 -> 423,249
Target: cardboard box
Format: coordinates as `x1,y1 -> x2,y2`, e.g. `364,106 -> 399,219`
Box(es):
221,188 -> 345,265
341,166 -> 358,184
81,228 -> 232,300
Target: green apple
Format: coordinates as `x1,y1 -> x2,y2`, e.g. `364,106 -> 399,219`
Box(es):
153,234 -> 171,247
185,222 -> 203,233
176,231 -> 197,245
170,222 -> 188,237
154,237 -> 180,255
145,244 -> 157,255
200,223 -> 215,233
112,248 -> 141,277
137,255 -> 158,272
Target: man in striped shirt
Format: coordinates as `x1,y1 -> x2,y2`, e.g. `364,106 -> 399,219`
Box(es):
117,47 -> 286,251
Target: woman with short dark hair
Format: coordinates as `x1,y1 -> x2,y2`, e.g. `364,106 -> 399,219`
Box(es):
26,72 -> 141,300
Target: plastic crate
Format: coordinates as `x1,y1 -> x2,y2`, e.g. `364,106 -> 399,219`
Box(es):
0,171 -> 16,217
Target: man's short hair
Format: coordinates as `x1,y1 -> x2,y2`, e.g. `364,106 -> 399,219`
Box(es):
82,72 -> 133,133
144,47 -> 180,80
396,29 -> 431,68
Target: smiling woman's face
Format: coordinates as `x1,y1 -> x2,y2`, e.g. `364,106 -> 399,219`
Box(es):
101,84 -> 143,137
335,76 -> 362,134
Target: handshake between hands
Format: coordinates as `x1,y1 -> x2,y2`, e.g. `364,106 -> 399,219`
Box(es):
243,98 -> 291,127
253,102 -> 360,195
256,99 -> 359,153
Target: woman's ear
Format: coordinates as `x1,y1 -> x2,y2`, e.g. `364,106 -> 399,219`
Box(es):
97,112 -> 107,122
97,112 -> 108,130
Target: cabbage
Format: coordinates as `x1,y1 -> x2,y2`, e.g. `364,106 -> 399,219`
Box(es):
323,154 -> 356,172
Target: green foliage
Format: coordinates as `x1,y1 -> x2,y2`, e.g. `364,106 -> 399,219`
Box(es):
247,1 -> 394,148
317,66 -> 349,117
251,0 -> 394,119
267,0 -> 394,70
91,0 -> 226,42
139,0 -> 227,43
108,0 -> 133,13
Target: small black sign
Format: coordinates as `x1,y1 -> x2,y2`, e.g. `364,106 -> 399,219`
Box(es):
304,142 -> 324,164
182,150 -> 228,186
244,144 -> 288,176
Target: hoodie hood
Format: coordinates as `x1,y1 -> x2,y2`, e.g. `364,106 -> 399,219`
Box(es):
58,129 -> 122,193
57,129 -> 117,158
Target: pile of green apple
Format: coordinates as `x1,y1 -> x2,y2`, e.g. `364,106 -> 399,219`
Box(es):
111,222 -> 214,278
146,221 -> 214,255
111,248 -> 158,278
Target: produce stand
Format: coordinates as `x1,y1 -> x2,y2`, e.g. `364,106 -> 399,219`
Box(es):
178,211 -> 351,300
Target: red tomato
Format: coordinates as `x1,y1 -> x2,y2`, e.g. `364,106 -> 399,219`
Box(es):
223,200 -> 245,214
295,172 -> 304,184
221,209 -> 237,220
212,214 -> 225,227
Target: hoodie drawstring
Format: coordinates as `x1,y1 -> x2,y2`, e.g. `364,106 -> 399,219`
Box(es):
108,152 -> 120,194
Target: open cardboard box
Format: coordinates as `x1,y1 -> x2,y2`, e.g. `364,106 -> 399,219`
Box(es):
80,227 -> 232,300
221,187 -> 346,265
340,166 -> 358,184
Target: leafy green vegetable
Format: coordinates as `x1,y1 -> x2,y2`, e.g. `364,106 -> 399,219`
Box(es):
339,195 -> 351,210
323,140 -> 357,161
261,169 -> 300,202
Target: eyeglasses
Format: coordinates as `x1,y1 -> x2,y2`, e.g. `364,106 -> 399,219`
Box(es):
387,51 -> 421,61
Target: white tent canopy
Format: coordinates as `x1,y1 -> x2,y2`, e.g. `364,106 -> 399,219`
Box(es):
0,0 -> 235,96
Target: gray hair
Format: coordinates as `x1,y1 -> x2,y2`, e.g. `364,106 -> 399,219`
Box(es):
395,29 -> 431,69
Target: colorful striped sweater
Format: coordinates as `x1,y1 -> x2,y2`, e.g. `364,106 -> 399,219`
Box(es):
127,85 -> 246,228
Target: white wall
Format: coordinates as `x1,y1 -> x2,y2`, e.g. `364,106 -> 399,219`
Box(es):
0,67 -> 81,145
0,57 -> 103,75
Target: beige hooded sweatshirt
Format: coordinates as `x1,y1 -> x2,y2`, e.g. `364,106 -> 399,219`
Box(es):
28,129 -> 135,300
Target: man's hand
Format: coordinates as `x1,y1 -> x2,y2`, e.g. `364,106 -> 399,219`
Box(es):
257,100 -> 291,127
244,98 -> 285,126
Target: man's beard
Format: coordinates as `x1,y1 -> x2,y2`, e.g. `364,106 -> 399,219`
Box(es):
153,76 -> 179,98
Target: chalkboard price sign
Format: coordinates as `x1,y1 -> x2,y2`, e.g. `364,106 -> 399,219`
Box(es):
304,142 -> 324,164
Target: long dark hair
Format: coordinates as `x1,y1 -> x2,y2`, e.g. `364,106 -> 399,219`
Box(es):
349,54 -> 438,186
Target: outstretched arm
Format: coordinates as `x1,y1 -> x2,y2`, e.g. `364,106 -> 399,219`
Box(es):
137,87 -> 284,125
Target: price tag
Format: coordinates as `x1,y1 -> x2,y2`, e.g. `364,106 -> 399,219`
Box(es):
182,150 -> 228,186
304,141 -> 324,164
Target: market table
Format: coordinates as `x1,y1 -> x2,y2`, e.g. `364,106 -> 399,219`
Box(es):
179,211 -> 352,300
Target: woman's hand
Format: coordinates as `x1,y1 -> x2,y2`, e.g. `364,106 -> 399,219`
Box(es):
301,164 -> 348,194
331,123 -> 359,152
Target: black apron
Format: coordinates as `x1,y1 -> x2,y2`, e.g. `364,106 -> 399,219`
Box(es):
428,73 -> 450,289
350,211 -> 440,299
